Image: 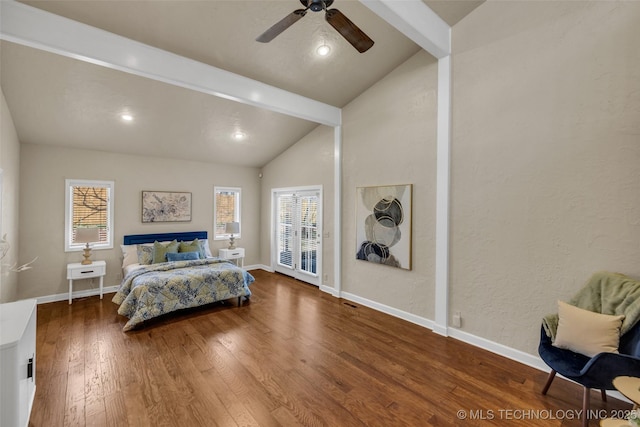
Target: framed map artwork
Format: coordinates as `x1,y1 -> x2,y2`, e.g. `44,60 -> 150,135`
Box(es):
142,191 -> 192,223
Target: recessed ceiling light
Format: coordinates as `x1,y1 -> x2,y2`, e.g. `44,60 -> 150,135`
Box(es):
121,114 -> 133,122
232,131 -> 246,140
316,44 -> 331,56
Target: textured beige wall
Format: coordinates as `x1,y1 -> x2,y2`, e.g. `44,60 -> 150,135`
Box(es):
0,89 -> 21,302
450,1 -> 640,354
18,144 -> 260,300
341,51 -> 438,318
260,50 -> 438,317
259,124 -> 334,285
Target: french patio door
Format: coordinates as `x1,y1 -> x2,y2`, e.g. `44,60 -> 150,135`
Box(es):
273,188 -> 321,286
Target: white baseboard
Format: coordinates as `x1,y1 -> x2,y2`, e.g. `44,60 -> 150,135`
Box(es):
448,327 -> 549,371
341,291 -> 547,371
37,285 -> 119,304
340,291 -> 631,403
246,264 -> 273,272
431,323 -> 448,337
320,284 -> 339,296
341,291 -> 434,330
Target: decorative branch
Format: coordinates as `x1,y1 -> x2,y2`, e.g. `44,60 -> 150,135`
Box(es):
0,234 -> 37,274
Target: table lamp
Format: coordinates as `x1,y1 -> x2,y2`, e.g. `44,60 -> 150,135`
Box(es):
225,222 -> 240,249
75,227 -> 100,265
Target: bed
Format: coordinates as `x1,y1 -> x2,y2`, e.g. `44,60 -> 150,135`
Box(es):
112,231 -> 254,331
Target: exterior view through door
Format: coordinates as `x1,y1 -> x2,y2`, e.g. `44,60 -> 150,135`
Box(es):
273,188 -> 322,286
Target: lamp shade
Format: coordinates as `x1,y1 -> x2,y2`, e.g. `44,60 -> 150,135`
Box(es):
75,227 -> 100,244
225,222 -> 240,234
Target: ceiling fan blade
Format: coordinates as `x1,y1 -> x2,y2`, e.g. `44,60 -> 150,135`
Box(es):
256,9 -> 307,43
325,8 -> 374,53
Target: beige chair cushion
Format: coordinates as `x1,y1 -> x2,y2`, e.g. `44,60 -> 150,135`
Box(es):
553,300 -> 624,357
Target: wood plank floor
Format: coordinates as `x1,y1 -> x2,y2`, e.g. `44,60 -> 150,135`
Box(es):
30,270 -> 631,426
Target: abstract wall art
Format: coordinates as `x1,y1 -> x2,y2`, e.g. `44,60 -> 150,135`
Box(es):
355,184 -> 412,270
142,191 -> 192,223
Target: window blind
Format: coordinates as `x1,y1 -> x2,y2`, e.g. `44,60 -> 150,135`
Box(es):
72,186 -> 109,243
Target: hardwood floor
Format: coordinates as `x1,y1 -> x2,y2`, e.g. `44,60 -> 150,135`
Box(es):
30,270 -> 630,426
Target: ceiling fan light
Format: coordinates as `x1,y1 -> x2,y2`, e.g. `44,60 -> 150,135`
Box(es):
233,131 -> 246,140
121,113 -> 133,121
316,44 -> 331,56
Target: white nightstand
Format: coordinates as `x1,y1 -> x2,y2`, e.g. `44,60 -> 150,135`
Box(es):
66,260 -> 106,304
218,248 -> 244,268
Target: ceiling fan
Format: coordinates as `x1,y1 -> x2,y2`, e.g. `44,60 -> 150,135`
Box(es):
256,0 -> 374,53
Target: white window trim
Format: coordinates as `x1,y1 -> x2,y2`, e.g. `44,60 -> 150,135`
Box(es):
214,186 -> 241,241
65,179 -> 115,252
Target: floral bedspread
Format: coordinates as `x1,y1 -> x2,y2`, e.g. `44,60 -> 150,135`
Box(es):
112,259 -> 254,331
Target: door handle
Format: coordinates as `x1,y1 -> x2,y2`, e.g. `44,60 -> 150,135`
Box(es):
27,356 -> 34,380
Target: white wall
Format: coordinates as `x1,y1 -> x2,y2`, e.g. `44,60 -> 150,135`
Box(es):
261,50 -> 438,319
0,89 -> 21,302
450,0 -> 640,354
259,124 -> 334,284
18,144 -> 260,300
341,50 -> 439,319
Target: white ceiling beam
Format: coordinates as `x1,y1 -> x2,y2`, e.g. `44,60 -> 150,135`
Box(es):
360,0 -> 451,58
0,0 -> 342,127
361,0 -> 452,334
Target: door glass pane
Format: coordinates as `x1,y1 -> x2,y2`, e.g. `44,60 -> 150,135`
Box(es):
299,194 -> 318,275
277,194 -> 294,268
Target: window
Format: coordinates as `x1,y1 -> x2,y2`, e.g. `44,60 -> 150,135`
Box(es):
65,179 -> 114,251
214,186 -> 241,240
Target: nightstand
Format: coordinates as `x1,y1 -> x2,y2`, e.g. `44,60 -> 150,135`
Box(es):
218,248 -> 244,268
66,260 -> 106,304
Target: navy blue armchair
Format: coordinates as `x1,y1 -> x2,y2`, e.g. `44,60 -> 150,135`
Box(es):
539,321 -> 640,427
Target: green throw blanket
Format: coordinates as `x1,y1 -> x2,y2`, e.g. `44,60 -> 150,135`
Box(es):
543,271 -> 640,341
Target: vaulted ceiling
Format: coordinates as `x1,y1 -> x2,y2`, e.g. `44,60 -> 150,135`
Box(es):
1,0 -> 482,167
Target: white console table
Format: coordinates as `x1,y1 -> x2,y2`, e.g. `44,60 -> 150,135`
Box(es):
0,299 -> 37,427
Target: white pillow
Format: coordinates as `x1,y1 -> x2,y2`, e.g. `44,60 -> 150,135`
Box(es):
120,244 -> 138,268
553,300 -> 624,357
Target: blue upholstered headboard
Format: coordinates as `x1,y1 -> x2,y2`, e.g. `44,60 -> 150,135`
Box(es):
123,231 -> 208,245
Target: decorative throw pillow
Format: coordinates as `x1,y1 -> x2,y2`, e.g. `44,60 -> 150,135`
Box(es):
167,251 -> 200,262
553,300 -> 624,357
179,239 -> 206,259
152,240 -> 179,264
136,244 -> 154,265
199,239 -> 213,258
